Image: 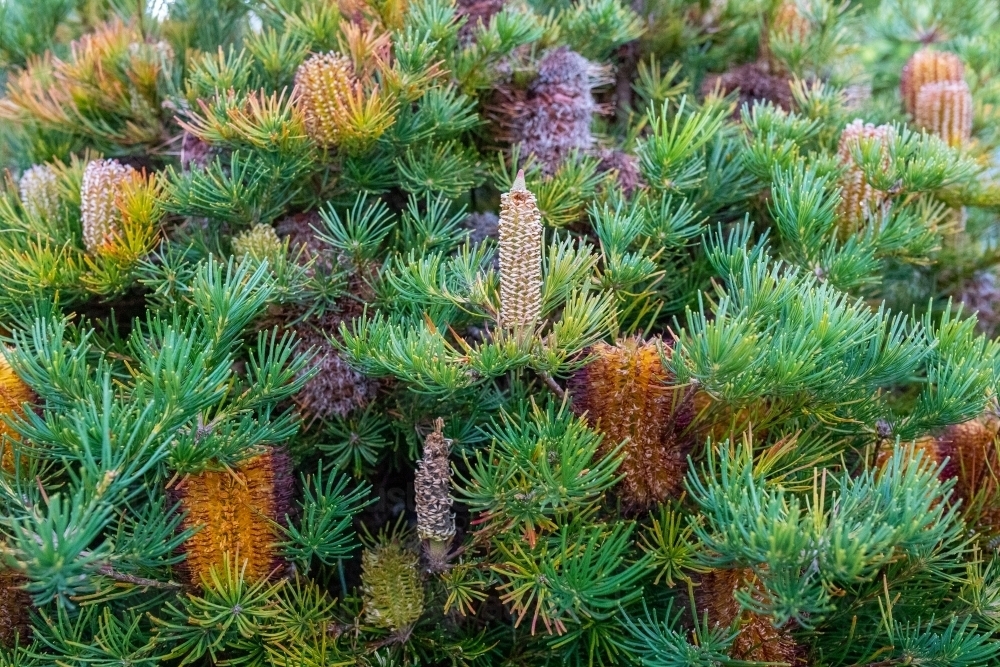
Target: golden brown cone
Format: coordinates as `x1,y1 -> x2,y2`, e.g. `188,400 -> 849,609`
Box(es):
900,48 -> 965,117
695,569 -> 804,665
914,80 -> 973,147
498,171 -> 543,328
569,338 -> 695,512
0,349 -> 36,473
836,119 -> 893,237
174,449 -> 293,586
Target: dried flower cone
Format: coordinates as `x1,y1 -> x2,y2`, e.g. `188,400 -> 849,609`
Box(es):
175,449 -> 292,586
498,171 -> 543,328
362,540 -> 425,634
700,62 -> 794,112
0,349 -> 36,472
295,52 -> 357,148
81,159 -> 137,254
0,568 -> 32,647
836,119 -> 892,236
415,419 -> 455,568
900,48 -> 965,117
19,164 -> 60,221
695,569 -> 803,665
569,338 -> 694,511
518,48 -> 600,173
914,80 -> 973,147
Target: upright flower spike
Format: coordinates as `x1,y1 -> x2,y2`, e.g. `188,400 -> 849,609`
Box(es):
174,449 -> 293,587
569,337 -> 694,512
0,568 -> 32,647
836,119 -> 893,236
361,539 -> 425,638
81,158 -> 137,255
295,52 -> 356,148
18,164 -> 60,221
914,80 -> 974,147
498,170 -> 543,328
900,48 -> 965,117
0,348 -> 36,472
415,418 -> 455,570
695,569 -> 804,665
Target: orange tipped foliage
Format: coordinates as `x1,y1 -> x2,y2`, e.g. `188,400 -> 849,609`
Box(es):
914,80 -> 974,147
900,48 -> 965,117
0,349 -> 36,472
695,569 -> 804,665
569,337 -> 694,512
175,449 -> 293,586
0,568 -> 32,647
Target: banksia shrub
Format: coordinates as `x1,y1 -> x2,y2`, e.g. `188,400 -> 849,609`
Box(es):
914,80 -> 974,147
18,164 -> 60,221
900,48 -> 965,117
570,338 -> 694,512
174,449 -> 293,586
695,569 -> 803,665
80,158 -> 137,255
836,119 -> 892,234
498,171 -> 543,328
361,538 -> 424,638
415,418 -> 455,570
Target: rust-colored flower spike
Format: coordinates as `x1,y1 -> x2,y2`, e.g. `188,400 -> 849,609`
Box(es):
174,448 -> 292,587
914,80 -> 974,147
81,159 -> 137,255
295,52 -> 356,148
836,119 -> 893,236
19,164 -> 60,221
695,569 -> 804,665
0,567 -> 32,648
569,337 -> 695,512
415,418 -> 455,570
0,348 -> 36,473
498,170 -> 543,328
900,48 -> 965,117
772,2 -> 810,41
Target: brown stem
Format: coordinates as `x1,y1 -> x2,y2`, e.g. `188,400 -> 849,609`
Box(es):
98,564 -> 183,590
538,371 -> 566,399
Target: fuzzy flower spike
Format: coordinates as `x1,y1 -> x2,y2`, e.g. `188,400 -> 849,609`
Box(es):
498,170 -> 543,328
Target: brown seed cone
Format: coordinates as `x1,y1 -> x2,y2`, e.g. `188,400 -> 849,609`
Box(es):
900,48 -> 965,117
0,567 -> 32,647
0,348 -> 36,473
569,337 -> 695,512
700,61 -> 794,113
914,80 -> 973,147
415,419 -> 455,571
695,569 -> 805,665
174,449 -> 293,586
836,119 -> 893,236
498,171 -> 543,328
